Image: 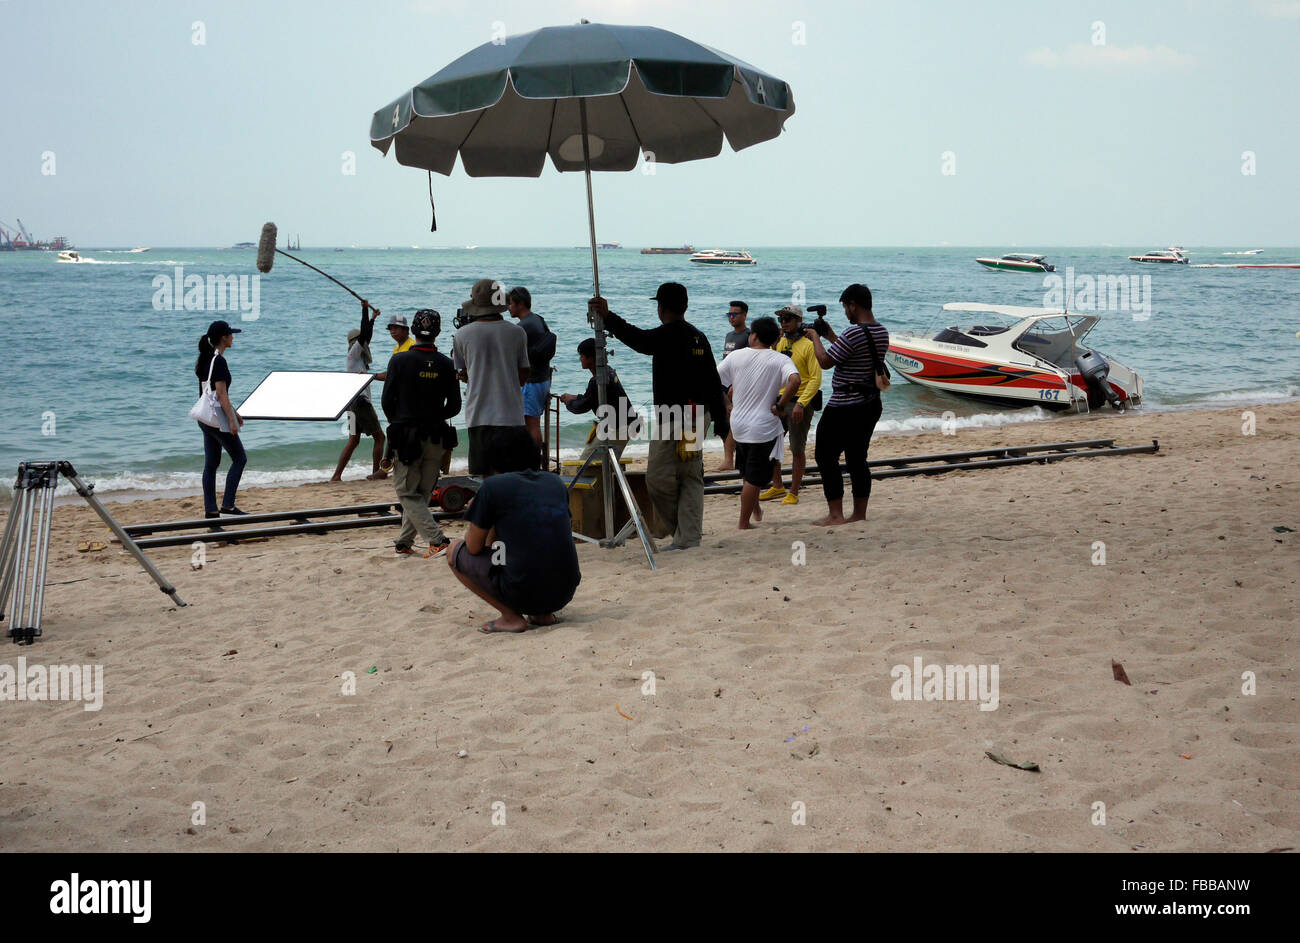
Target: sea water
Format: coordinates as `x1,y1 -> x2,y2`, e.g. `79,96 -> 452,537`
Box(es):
1,246 -> 1296,501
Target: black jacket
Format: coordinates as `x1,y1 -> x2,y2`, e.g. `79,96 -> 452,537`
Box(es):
602,312 -> 728,439
381,345 -> 460,461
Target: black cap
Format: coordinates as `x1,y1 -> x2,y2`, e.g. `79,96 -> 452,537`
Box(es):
412,309 -> 441,340
650,282 -> 688,313
206,319 -> 242,339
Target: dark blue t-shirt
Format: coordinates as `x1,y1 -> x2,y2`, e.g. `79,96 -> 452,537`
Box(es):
466,470 -> 580,613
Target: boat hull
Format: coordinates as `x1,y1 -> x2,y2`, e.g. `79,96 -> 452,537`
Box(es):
975,258 -> 1053,273
887,343 -> 1077,408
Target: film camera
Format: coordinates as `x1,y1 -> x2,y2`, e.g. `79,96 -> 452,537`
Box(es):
807,303 -> 832,338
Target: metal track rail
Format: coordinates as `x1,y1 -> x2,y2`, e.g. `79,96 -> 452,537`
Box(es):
119,438 -> 1158,549
702,439 -> 1159,496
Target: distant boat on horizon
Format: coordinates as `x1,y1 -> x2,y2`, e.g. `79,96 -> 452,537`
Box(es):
641,245 -> 695,255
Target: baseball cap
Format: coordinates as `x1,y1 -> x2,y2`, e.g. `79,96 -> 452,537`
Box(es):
347,327 -> 362,342
387,313 -> 409,329
775,305 -> 804,321
650,282 -> 688,313
206,319 -> 242,339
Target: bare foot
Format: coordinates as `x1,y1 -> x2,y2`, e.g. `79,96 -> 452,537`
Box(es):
813,515 -> 848,527
844,514 -> 867,523
366,472 -> 388,481
717,463 -> 735,472
739,520 -> 759,530
328,475 -> 342,483
754,505 -> 763,522
480,617 -> 529,634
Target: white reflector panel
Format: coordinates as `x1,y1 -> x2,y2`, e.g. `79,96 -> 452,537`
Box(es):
238,371 -> 375,421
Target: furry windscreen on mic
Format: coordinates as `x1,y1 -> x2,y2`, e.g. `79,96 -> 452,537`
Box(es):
256,222 -> 278,273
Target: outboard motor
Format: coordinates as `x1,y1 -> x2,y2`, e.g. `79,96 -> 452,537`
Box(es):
1075,349 -> 1122,410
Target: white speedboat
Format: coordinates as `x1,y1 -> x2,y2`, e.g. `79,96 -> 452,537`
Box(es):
975,253 -> 1055,273
886,303 -> 1143,412
1129,247 -> 1188,263
689,249 -> 756,265
57,250 -> 81,262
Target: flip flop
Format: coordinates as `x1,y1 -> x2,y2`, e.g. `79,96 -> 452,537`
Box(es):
88,541 -> 107,552
479,619 -> 529,634
366,472 -> 389,480
526,614 -> 562,627
77,541 -> 92,553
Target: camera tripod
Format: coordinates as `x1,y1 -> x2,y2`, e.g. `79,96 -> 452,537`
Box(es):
0,461 -> 186,644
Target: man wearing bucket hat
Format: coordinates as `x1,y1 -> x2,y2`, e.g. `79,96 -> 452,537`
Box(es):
331,301 -> 387,482
451,278 -> 530,476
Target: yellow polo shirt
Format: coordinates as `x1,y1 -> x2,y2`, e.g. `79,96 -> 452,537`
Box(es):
393,338 -> 414,354
774,335 -> 822,407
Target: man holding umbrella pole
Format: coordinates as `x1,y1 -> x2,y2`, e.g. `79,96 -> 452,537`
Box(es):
593,285 -> 728,552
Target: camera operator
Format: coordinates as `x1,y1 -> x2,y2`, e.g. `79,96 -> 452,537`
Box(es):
803,283 -> 889,526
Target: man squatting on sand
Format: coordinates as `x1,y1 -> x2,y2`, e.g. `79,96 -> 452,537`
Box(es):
381,309 -> 460,558
715,316 -> 802,529
593,283 -> 730,552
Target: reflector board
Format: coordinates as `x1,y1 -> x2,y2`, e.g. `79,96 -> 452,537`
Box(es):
238,371 -> 374,421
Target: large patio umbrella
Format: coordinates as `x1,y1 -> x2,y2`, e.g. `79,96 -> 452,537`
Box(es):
369,20 -> 795,559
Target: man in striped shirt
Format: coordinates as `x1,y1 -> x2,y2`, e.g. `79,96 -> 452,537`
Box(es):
803,283 -> 889,526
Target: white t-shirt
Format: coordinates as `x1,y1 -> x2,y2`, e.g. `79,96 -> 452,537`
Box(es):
716,346 -> 800,448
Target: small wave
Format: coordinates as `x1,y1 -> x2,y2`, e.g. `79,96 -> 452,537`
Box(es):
59,257 -> 130,265
1196,385 -> 1299,405
876,408 -> 1052,434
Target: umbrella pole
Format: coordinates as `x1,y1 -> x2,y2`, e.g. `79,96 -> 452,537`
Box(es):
579,99 -> 615,546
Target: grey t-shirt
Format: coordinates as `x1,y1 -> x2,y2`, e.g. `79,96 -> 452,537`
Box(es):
346,341 -> 373,401
723,328 -> 751,357
451,317 -> 529,427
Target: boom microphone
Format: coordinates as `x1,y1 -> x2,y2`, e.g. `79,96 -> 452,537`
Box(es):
253,220 -> 372,308
256,222 -> 277,273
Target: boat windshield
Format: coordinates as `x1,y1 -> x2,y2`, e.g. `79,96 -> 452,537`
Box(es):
1012,316 -> 1099,367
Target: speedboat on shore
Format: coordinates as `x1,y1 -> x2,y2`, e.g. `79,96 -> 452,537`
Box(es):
1130,247 -> 1188,263
886,303 -> 1143,412
689,249 -> 756,265
975,253 -> 1055,273
57,250 -> 82,262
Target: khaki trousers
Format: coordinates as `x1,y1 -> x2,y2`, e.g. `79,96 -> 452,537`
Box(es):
646,436 -> 705,548
393,438 -> 446,549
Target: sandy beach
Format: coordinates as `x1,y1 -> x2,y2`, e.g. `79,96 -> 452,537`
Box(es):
1,402 -> 1296,852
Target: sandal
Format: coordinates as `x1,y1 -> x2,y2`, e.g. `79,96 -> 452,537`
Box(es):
77,541 -> 92,553
526,614 -> 561,627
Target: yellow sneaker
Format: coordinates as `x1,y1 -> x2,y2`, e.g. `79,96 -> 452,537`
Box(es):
781,492 -> 800,505
759,486 -> 787,502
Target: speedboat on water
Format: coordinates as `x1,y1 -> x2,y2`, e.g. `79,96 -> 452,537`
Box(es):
689,249 -> 756,265
886,303 -> 1143,412
1129,247 -> 1188,263
57,250 -> 81,262
975,253 -> 1056,273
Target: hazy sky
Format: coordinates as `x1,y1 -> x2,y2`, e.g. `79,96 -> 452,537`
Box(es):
3,0 -> 1297,247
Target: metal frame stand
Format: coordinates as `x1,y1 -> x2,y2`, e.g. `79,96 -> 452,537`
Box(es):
577,98 -> 657,570
0,461 -> 185,644
565,443 -> 657,570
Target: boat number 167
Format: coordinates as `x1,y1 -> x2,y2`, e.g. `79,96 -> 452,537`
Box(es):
1038,389 -> 1061,401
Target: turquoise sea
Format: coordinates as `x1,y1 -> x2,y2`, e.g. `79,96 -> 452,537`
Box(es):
1,246 -> 1297,502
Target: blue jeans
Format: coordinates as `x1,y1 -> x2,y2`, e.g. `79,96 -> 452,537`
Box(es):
199,422 -> 247,513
